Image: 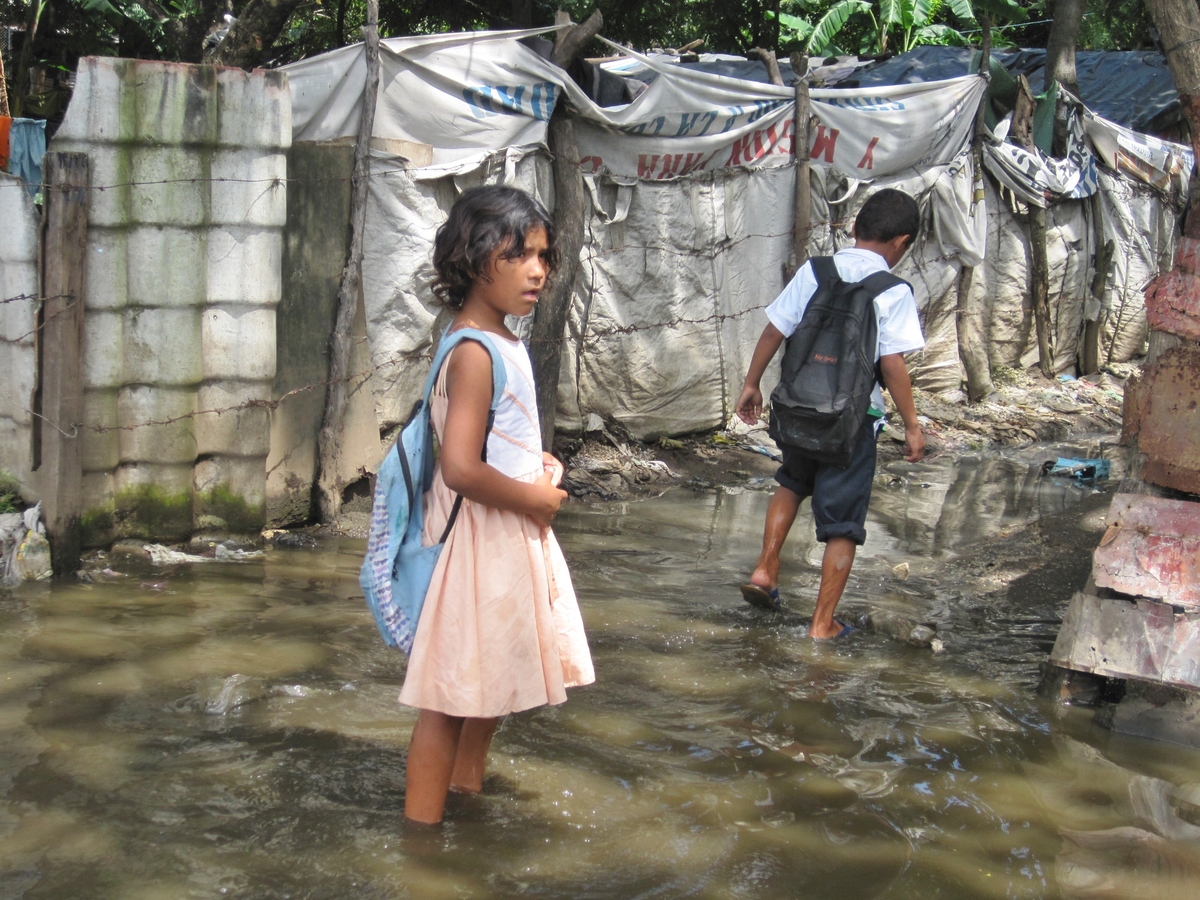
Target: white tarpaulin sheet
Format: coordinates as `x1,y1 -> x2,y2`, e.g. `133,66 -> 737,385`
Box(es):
284,30 -> 985,180
283,28 -> 1188,440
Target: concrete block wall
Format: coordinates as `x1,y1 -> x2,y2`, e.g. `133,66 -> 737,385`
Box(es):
51,57 -> 290,545
0,175 -> 41,499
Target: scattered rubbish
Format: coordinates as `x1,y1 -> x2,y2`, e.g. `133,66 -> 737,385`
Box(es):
1041,457 -> 1111,481
144,543 -> 264,565
892,562 -> 910,581
1,504 -> 52,587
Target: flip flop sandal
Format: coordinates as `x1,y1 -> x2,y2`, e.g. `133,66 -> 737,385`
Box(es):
813,619 -> 857,640
740,583 -> 782,611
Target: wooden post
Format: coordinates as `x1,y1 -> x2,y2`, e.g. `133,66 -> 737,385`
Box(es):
316,0 -> 380,523
1012,75 -> 1056,378
1083,187 -> 1115,374
38,152 -> 90,574
955,18 -> 994,401
789,52 -> 811,273
530,8 -> 603,451
747,48 -> 784,87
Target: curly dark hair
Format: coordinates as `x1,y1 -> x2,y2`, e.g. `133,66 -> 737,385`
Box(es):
432,186 -> 560,310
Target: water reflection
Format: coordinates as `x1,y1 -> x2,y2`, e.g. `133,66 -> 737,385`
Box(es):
4,443 -> 1199,898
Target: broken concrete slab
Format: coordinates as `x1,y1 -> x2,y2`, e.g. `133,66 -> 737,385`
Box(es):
1093,493 -> 1200,608
1050,590 -> 1200,690
1122,345 -> 1200,494
1145,236 -> 1200,342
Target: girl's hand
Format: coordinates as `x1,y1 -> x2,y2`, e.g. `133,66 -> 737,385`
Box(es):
542,452 -> 564,487
530,469 -> 568,528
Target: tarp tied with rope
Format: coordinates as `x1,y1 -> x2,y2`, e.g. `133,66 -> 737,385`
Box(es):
282,29 -> 1193,440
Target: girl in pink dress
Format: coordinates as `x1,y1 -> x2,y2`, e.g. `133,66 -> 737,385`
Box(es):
400,186 -> 595,824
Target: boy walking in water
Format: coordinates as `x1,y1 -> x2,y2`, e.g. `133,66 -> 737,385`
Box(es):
735,188 -> 926,639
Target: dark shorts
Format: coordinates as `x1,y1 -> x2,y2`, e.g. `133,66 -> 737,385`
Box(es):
774,425 -> 878,545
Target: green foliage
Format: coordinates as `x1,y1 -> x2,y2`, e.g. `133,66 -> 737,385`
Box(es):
0,473 -> 22,514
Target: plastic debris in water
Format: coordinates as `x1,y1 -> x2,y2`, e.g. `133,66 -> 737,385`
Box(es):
1041,457 -> 1111,480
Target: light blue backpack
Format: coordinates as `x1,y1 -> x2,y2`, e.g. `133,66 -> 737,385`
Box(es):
359,329 -> 506,653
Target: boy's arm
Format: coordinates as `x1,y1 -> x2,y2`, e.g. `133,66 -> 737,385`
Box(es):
735,322 -> 786,425
879,352 -> 925,462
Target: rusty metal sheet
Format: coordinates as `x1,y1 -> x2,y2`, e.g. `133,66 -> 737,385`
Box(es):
1093,494 -> 1200,608
1130,345 -> 1200,495
1145,236 -> 1200,341
1050,591 -> 1200,690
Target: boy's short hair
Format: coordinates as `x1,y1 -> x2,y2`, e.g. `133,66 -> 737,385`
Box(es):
432,185 -> 559,309
853,188 -> 920,245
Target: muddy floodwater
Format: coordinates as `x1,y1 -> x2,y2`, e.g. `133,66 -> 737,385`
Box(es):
4,442 -> 1200,899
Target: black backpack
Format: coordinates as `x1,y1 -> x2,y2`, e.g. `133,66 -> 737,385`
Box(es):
768,256 -> 909,467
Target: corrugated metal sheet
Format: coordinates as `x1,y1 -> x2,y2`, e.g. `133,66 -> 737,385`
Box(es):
1094,494 -> 1200,607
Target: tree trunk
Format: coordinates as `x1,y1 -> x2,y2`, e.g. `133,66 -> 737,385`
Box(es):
1045,0 -> 1084,98
530,9 -> 603,451
315,0 -> 380,523
1046,0 -> 1085,156
1144,0 -> 1200,240
956,18 -> 994,401
208,0 -> 309,68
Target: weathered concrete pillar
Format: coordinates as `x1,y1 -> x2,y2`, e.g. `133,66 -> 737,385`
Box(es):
50,58 -> 290,545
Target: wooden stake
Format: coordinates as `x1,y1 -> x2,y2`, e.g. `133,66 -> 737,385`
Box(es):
37,152 -> 90,573
316,0 -> 380,523
789,52 -> 811,274
1012,75 -> 1055,378
956,18 -> 994,401
530,8 -> 603,450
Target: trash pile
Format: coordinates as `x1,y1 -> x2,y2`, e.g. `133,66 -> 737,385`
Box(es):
0,504 -> 52,587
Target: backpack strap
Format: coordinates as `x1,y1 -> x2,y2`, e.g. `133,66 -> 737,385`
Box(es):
424,328 -> 510,544
857,271 -> 909,299
809,256 -> 840,290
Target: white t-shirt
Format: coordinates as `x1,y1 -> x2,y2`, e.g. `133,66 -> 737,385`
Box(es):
765,247 -> 925,420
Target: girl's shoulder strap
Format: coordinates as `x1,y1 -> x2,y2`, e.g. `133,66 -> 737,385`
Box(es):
423,327 -> 508,412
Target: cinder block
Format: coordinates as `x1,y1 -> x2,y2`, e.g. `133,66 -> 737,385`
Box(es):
82,388 -> 120,473
0,278 -> 37,342
85,227 -> 129,312
0,417 -> 34,492
130,146 -> 206,227
127,226 -> 206,307
52,57 -> 134,145
0,342 -> 35,425
123,307 -> 203,386
201,306 -> 276,381
132,62 -> 219,147
117,385 -> 197,464
82,309 -> 124,389
194,454 -> 266,508
209,150 -> 286,226
0,175 -> 40,262
206,228 -> 281,305
61,142 -> 132,229
114,461 -> 192,494
194,381 -> 272,457
216,68 -> 291,150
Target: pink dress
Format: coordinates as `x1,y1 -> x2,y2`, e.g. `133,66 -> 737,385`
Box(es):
398,334 -> 595,718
